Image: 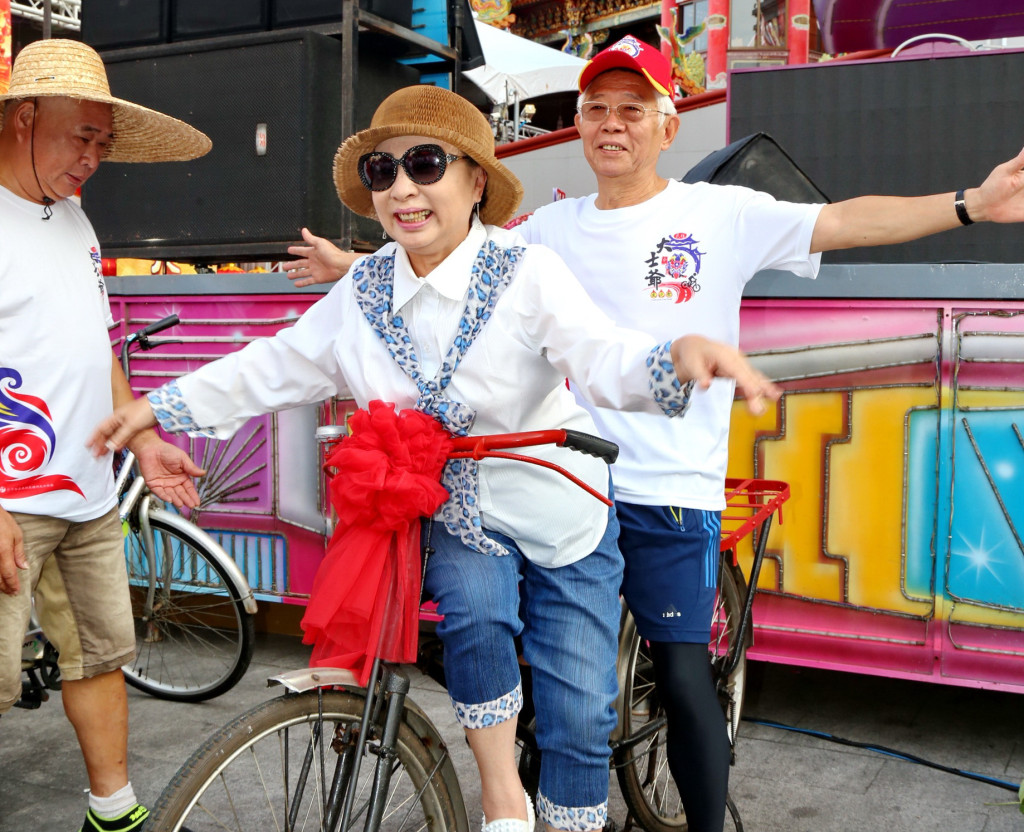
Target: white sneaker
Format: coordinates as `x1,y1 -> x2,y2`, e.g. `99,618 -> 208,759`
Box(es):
482,790 -> 536,832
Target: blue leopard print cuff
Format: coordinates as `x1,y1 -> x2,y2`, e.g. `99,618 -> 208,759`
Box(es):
646,340 -> 695,418
450,683 -> 523,730
536,793 -> 608,832
147,381 -> 217,437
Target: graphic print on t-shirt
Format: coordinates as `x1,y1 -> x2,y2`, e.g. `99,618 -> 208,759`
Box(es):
89,246 -> 105,297
0,368 -> 85,500
643,232 -> 705,303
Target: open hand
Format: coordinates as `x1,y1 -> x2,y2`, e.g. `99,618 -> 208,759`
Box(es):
134,438 -> 206,510
285,227 -> 357,287
970,146 -> 1024,224
670,334 -> 781,416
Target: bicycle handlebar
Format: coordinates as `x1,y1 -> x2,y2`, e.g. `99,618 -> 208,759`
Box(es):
120,314 -> 181,379
128,314 -> 180,349
448,429 -> 618,465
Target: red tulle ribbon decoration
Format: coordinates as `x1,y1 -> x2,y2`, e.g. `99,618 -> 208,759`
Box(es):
300,401 -> 452,685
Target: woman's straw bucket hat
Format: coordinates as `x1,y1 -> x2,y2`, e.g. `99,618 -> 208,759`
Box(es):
0,39 -> 211,162
334,85 -> 523,227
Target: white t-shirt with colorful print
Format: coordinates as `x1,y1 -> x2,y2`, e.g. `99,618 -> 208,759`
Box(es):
0,186 -> 117,522
520,180 -> 824,510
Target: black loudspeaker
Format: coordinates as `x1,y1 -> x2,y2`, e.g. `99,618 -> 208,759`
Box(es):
682,133 -> 830,205
172,0 -> 270,40
81,0 -> 170,50
272,0 -> 413,29
729,51 -> 1024,264
83,30 -> 419,259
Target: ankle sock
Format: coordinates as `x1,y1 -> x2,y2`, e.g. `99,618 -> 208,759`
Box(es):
88,783 -> 137,818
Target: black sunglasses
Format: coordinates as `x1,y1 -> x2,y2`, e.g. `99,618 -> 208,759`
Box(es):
358,144 -> 468,191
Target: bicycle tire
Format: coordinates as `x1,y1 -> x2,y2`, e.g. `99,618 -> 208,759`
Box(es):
122,511 -> 255,701
615,555 -> 748,832
147,689 -> 465,832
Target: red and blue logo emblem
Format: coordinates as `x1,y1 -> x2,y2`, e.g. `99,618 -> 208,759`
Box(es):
0,368 -> 84,500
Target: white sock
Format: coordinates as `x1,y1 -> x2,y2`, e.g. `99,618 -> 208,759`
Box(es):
88,782 -> 137,818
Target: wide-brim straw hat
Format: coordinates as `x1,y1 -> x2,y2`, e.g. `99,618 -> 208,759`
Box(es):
334,85 -> 523,228
0,39 -> 211,163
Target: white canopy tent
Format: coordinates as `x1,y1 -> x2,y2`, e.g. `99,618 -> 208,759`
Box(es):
463,19 -> 586,140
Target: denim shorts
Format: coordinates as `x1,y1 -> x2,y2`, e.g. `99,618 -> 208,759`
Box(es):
617,501 -> 721,644
422,505 -> 623,827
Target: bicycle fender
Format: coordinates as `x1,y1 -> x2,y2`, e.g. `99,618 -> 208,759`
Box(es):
269,667 -> 361,691
147,507 -> 259,615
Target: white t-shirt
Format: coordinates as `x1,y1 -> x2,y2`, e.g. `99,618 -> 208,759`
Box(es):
520,180 -> 824,510
0,186 -> 117,521
166,221 -> 689,566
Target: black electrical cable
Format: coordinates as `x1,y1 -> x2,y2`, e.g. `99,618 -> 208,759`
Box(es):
743,716 -> 1021,793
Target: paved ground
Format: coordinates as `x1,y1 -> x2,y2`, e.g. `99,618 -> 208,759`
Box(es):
2,630 -> 1021,832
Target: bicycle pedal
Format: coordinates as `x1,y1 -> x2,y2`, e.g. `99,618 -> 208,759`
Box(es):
14,682 -> 47,709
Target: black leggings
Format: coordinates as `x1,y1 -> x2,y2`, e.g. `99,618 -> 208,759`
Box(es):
647,640 -> 731,832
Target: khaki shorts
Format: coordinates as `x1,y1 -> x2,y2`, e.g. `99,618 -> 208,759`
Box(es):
0,507 -> 135,712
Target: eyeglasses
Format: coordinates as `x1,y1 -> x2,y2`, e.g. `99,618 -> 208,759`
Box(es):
577,101 -> 666,124
358,144 -> 467,191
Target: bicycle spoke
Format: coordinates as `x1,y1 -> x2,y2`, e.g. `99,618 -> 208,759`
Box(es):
122,514 -> 253,700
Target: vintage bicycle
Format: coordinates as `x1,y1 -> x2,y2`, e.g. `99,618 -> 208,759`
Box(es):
143,424 -> 788,832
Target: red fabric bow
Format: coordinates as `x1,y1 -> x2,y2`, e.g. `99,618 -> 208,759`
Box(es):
300,401 -> 452,685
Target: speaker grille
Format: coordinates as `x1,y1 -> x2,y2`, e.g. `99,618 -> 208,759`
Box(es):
84,31 -> 417,259
730,51 -> 1024,264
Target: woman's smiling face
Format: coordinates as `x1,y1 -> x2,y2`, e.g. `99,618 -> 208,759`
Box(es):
370,135 -> 487,277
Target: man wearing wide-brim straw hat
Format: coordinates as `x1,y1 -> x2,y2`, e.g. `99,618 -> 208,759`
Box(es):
0,39 -> 209,832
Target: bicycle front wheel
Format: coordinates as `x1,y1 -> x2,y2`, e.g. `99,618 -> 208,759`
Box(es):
148,690 -> 464,832
122,511 -> 255,701
615,555 -> 747,832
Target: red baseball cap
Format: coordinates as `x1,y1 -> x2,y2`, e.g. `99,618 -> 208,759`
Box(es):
577,35 -> 675,97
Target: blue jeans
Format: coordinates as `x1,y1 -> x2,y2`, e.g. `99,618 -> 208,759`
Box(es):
422,506 -> 623,829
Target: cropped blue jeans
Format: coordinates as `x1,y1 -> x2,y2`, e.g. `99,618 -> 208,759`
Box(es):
422,506 -> 623,832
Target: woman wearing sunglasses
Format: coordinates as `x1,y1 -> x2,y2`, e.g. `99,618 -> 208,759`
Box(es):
89,85 -> 777,832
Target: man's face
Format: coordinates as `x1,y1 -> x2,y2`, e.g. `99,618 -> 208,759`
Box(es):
574,69 -> 678,186
29,97 -> 114,201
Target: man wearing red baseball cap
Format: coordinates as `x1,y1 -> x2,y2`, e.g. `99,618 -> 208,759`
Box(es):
514,33 -> 1024,832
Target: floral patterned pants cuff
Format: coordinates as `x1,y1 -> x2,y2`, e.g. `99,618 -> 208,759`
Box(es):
536,793 -> 608,832
449,683 -> 523,730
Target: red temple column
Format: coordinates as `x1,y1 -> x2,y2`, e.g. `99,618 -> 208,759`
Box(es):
706,0 -> 729,89
787,0 -> 812,64
0,0 -> 12,93
662,0 -> 674,62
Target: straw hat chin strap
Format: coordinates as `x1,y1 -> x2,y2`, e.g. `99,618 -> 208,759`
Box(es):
28,99 -> 57,220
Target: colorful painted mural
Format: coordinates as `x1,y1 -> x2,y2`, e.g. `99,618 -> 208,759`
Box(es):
728,299 -> 1024,691
106,279 -> 1024,692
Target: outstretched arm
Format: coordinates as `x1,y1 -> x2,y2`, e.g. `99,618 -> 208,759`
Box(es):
109,361 -> 204,509
669,335 -> 781,416
810,146 -> 1024,253
285,227 -> 358,287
